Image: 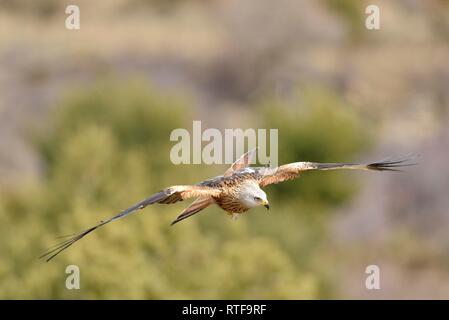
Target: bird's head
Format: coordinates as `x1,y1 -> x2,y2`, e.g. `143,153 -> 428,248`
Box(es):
240,183 -> 270,210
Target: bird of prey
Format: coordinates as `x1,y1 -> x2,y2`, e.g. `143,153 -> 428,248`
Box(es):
41,149 -> 414,261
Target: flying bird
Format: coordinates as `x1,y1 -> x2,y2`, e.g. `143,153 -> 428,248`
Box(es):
41,149 -> 415,261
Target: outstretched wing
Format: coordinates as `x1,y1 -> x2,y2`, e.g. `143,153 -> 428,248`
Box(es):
259,158 -> 416,187
41,185 -> 220,262
223,147 -> 258,177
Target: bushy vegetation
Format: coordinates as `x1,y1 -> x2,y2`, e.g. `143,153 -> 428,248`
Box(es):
0,80 -> 371,299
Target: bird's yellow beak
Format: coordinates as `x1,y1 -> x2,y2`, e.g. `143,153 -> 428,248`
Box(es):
262,200 -> 270,210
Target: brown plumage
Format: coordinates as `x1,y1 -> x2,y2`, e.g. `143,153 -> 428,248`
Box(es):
41,149 -> 415,261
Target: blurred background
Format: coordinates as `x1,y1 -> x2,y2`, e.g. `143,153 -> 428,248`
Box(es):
0,0 -> 448,299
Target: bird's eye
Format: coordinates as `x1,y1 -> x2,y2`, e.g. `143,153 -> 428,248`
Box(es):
254,196 -> 261,201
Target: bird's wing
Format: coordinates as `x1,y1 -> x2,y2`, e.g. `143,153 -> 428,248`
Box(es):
41,185 -> 220,262
259,158 -> 416,187
170,196 -> 214,226
223,147 -> 258,177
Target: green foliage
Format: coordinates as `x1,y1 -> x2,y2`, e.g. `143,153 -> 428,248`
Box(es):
0,80 -> 371,299
36,79 -> 186,179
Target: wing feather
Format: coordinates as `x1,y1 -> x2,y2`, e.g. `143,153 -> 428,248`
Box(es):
223,148 -> 258,177
41,185 -> 219,261
259,158 -> 416,187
